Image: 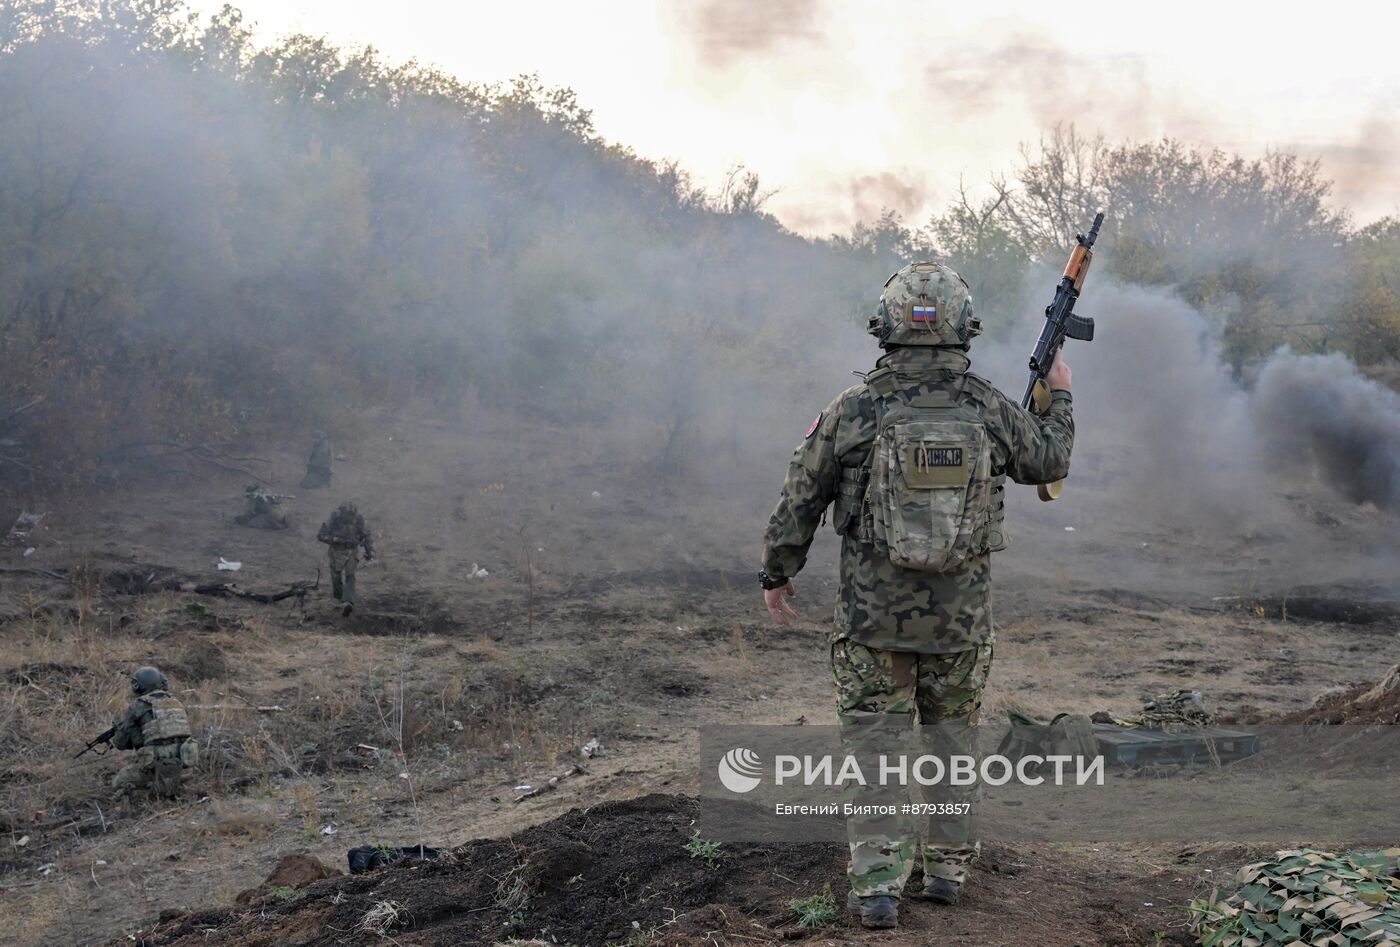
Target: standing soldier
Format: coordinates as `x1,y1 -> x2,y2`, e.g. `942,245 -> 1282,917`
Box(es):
111,666 -> 198,799
318,500 -> 374,616
234,483 -> 290,529
301,431 -> 332,489
760,262 -> 1076,929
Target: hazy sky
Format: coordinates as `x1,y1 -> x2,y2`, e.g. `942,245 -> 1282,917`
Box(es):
193,0 -> 1400,236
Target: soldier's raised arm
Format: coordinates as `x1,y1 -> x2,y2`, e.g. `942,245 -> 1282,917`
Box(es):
985,351 -> 1075,485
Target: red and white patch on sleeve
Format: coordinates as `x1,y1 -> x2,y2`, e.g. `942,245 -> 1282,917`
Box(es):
805,413 -> 823,438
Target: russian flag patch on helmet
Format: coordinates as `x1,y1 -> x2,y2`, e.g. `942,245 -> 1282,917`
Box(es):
911,304 -> 938,322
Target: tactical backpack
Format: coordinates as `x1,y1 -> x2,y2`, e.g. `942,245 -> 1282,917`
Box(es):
853,368 -> 995,572
139,692 -> 192,744
324,511 -> 363,546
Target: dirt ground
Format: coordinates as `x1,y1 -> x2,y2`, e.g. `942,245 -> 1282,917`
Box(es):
2,409 -> 1398,946
122,794 -> 1246,947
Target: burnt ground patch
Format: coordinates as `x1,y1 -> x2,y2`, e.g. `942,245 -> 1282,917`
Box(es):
657,679 -> 708,698
1265,596 -> 1400,627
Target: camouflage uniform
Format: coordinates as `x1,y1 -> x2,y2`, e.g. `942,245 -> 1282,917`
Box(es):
762,263 -> 1075,900
300,431 -> 332,489
111,688 -> 196,798
831,637 -> 994,892
318,503 -> 374,607
235,485 -> 289,530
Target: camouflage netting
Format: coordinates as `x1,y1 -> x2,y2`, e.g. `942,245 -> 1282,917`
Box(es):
1189,849 -> 1400,946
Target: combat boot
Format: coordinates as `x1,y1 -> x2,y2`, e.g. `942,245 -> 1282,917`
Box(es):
846,890 -> 898,929
912,876 -> 961,905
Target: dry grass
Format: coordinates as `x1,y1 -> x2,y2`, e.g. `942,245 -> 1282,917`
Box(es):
356,898 -> 409,935
200,803 -> 276,840
0,577 -> 601,945
0,590 -> 533,829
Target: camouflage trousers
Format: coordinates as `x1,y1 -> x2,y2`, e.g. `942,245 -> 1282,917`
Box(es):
328,545 -> 358,605
832,635 -> 994,897
112,743 -> 184,799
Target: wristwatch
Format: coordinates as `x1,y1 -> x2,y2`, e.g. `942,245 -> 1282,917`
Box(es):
759,570 -> 788,591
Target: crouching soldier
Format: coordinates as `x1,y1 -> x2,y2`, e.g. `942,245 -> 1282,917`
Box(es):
234,483 -> 290,529
111,666 -> 198,799
318,500 -> 374,616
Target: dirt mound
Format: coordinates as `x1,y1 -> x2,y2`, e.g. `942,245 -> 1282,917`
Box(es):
118,794 -> 1211,947
174,639 -> 228,681
235,853 -> 344,907
1282,665 -> 1400,724
136,795 -> 837,946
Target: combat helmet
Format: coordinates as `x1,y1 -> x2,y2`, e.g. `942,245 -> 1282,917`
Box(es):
868,261 -> 980,348
131,666 -> 168,696
337,500 -> 358,516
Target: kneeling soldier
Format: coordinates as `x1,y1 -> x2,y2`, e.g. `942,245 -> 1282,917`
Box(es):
111,666 -> 198,799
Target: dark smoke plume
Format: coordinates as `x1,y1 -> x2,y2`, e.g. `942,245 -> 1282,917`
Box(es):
1252,352 -> 1400,512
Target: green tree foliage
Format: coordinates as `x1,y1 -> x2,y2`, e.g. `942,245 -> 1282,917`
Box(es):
0,0 -> 852,480
0,2 -> 1396,483
845,123 -> 1380,371
1340,218 -> 1400,363
923,126 -> 1354,368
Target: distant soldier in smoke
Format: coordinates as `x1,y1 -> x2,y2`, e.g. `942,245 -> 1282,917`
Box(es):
760,262 -> 1076,929
300,430 -> 332,489
234,483 -> 290,529
318,500 -> 374,616
108,666 -> 198,800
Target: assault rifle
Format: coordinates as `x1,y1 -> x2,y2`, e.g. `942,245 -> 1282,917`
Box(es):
244,487 -> 294,501
1022,210 -> 1104,502
75,725 -> 117,759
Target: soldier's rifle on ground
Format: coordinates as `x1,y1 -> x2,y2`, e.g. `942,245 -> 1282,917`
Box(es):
75,725 -> 117,759
190,569 -> 320,610
1021,210 -> 1104,502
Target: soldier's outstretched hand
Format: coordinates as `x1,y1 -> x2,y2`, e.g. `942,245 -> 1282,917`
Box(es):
765,580 -> 798,625
1047,349 -> 1072,392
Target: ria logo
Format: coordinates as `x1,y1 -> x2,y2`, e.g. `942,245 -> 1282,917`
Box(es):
717,747 -> 763,793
